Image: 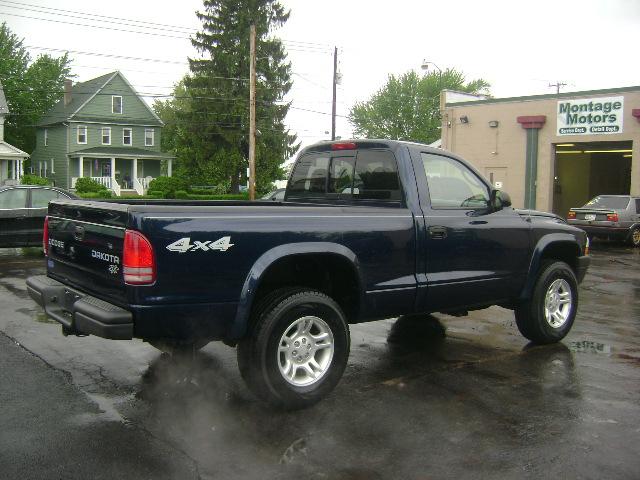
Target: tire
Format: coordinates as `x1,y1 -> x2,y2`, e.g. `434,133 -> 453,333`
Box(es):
147,339 -> 209,356
630,226 -> 640,248
237,289 -> 350,409
515,260 -> 578,345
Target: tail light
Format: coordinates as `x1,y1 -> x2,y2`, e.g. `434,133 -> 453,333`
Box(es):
567,211 -> 576,219
331,142 -> 357,150
43,216 -> 49,255
123,230 -> 156,285
606,213 -> 619,222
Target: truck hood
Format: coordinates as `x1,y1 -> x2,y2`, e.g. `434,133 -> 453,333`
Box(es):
515,209 -> 567,223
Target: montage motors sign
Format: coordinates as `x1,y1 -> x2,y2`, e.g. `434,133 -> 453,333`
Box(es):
557,96 -> 624,135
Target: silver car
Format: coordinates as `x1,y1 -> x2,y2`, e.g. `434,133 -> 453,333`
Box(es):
568,195 -> 640,247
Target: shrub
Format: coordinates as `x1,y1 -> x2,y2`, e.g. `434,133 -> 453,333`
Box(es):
146,190 -> 164,198
175,190 -> 189,199
188,184 -> 227,195
77,191 -> 112,199
21,174 -> 50,186
148,176 -> 187,198
75,177 -> 110,194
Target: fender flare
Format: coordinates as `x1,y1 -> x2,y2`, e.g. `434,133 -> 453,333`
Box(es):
519,233 -> 581,301
227,242 -> 363,340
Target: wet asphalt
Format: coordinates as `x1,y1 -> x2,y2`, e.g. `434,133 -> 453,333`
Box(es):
0,244 -> 638,479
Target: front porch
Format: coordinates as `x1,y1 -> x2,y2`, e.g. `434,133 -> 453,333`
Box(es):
69,151 -> 173,196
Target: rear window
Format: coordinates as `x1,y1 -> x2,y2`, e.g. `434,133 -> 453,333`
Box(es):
288,149 -> 401,202
583,196 -> 630,210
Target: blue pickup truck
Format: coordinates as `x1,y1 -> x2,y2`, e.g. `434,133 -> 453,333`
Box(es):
27,140 -> 590,408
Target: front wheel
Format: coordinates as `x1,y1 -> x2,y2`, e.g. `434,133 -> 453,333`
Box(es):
515,260 -> 578,344
237,289 -> 350,409
630,226 -> 640,247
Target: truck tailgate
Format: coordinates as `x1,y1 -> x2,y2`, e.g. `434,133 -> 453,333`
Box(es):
47,200 -> 129,306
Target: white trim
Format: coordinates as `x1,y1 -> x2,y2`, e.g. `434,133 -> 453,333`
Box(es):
44,128 -> 48,147
68,120 -> 161,127
101,126 -> 111,145
69,72 -> 118,120
122,127 -> 132,145
112,95 -> 123,114
50,158 -> 55,174
77,125 -> 87,144
145,128 -> 154,146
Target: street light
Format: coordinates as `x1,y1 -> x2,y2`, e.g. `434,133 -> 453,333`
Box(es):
421,60 -> 443,114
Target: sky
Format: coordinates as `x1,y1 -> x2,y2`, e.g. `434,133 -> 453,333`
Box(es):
2,0 -> 640,156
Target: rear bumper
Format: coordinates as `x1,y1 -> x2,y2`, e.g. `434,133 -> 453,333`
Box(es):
576,255 -> 590,284
26,275 -> 133,340
569,223 -> 630,239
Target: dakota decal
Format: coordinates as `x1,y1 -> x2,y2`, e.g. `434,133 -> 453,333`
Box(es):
91,250 -> 120,264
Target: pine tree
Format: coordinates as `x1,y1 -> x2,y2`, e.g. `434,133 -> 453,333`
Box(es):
179,0 -> 297,193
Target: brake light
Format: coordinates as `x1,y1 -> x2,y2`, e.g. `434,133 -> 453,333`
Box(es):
43,216 -> 49,255
123,230 -> 156,285
606,213 -> 619,222
567,211 -> 576,219
331,142 -> 357,150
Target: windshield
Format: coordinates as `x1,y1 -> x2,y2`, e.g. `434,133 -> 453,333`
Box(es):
583,196 -> 629,210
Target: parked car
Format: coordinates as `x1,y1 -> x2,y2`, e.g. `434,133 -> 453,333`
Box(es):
27,140 -> 590,408
568,195 -> 640,247
0,185 -> 77,248
261,188 -> 286,201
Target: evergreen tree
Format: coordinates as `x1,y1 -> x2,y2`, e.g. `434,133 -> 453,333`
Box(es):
174,0 -> 297,193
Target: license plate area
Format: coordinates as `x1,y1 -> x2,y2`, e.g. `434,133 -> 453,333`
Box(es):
585,214 -> 596,221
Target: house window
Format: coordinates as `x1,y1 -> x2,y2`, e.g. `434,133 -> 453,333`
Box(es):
102,127 -> 111,145
123,128 -> 132,145
145,128 -> 154,146
44,128 -> 48,147
77,125 -> 87,144
112,96 -> 123,114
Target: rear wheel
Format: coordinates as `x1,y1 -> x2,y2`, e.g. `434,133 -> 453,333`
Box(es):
237,289 -> 350,409
515,260 -> 578,344
630,226 -> 640,247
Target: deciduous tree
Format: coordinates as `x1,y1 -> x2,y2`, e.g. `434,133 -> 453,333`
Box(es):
349,69 -> 490,144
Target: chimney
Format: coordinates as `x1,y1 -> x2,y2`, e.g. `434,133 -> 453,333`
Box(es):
64,79 -> 72,106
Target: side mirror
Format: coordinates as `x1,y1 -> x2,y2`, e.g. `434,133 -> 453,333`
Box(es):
491,189 -> 512,210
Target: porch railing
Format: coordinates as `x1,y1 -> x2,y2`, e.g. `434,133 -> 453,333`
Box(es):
133,177 -> 145,196
137,177 -> 153,190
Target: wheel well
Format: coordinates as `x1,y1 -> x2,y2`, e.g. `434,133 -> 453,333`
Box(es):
539,242 -> 580,275
252,254 -> 360,321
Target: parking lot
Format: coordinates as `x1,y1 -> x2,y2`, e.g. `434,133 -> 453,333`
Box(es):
0,243 -> 638,479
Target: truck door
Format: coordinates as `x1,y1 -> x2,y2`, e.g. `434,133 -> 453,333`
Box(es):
414,151 -> 531,312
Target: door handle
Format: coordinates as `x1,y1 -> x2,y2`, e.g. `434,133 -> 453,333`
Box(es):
469,220 -> 487,225
428,226 -> 447,239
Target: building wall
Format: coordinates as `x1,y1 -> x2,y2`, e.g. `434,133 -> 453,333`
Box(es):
67,122 -> 161,154
30,124 -> 69,188
442,88 -> 640,212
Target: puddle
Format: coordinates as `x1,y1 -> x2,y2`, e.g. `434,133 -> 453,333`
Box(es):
569,340 -> 612,354
69,393 -> 132,425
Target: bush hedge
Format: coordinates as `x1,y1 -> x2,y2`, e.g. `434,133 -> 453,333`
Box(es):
77,191 -> 112,199
21,174 -> 50,186
148,176 -> 188,197
75,177 -> 110,194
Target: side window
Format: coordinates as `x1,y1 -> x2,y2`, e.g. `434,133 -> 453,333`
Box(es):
0,189 -> 28,209
636,199 -> 640,214
421,153 -> 490,208
31,189 -> 59,208
288,154 -> 329,196
353,150 -> 401,201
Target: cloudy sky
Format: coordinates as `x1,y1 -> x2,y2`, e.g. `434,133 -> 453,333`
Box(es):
3,0 -> 639,152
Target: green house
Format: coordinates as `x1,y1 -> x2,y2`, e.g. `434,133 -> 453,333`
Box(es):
30,71 -> 174,196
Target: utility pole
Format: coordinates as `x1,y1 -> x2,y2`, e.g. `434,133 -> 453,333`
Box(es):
549,81 -> 567,94
331,46 -> 337,141
249,23 -> 257,200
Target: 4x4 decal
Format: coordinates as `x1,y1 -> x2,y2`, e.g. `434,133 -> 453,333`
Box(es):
166,236 -> 234,253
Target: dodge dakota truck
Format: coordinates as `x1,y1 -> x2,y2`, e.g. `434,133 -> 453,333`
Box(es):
27,140 -> 590,408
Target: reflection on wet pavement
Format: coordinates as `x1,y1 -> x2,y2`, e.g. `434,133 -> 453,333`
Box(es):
1,245 -> 639,479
